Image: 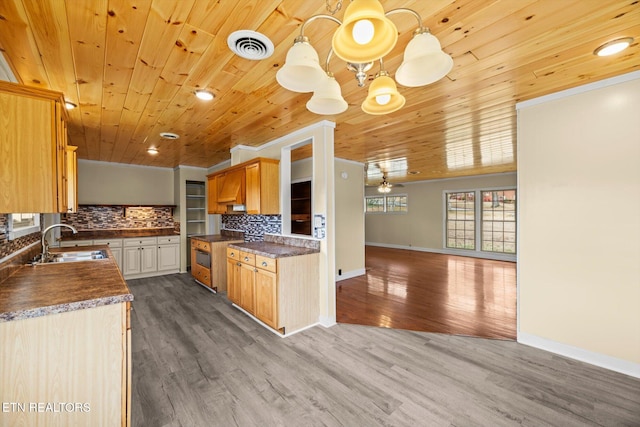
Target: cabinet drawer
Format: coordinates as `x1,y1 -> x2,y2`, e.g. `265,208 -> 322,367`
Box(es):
158,236 -> 178,245
192,239 -> 211,252
124,237 -> 157,247
60,240 -> 93,248
227,247 -> 241,260
93,238 -> 122,248
255,255 -> 277,273
240,251 -> 255,266
192,263 -> 211,286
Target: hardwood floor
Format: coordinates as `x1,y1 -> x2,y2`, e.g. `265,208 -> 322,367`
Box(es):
128,273 -> 639,427
337,246 -> 517,340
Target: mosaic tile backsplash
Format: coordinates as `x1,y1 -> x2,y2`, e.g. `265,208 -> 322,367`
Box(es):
222,214 -> 282,242
62,206 -> 176,231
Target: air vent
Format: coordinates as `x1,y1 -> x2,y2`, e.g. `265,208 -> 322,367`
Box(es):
159,132 -> 180,140
227,30 -> 274,60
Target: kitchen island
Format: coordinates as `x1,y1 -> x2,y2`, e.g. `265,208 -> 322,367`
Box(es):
227,234 -> 320,336
0,245 -> 132,426
190,231 -> 244,293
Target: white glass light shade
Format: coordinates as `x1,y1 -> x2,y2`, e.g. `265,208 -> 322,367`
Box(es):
361,74 -> 405,115
332,0 -> 398,63
395,31 -> 453,87
306,75 -> 348,115
378,184 -> 391,193
276,41 -> 326,93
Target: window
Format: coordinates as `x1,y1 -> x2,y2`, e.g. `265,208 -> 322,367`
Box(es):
445,188 -> 517,255
8,213 -> 40,240
366,194 -> 408,213
481,190 -> 516,254
445,192 -> 475,250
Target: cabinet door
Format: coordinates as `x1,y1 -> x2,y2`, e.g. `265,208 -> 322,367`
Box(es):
140,245 -> 157,273
122,247 -> 141,276
245,162 -> 260,214
239,263 -> 256,314
227,258 -> 241,304
65,146 -> 78,213
110,247 -> 123,271
207,175 -> 218,214
255,268 -> 278,329
157,244 -> 179,271
55,101 -> 68,213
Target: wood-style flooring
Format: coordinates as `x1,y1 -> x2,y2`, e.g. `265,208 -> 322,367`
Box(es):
337,246 -> 517,340
128,273 -> 639,427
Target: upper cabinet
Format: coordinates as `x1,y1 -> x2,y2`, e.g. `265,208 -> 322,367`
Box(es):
0,82 -> 72,213
207,158 -> 279,215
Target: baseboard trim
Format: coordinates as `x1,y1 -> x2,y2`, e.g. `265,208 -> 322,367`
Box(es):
318,315 -> 337,328
518,332 -> 640,379
335,268 -> 366,282
364,242 -> 516,262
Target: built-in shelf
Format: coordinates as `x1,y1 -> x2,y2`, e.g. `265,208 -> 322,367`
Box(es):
291,181 -> 311,236
186,181 -> 207,268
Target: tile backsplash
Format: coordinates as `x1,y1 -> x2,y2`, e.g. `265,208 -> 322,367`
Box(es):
222,214 -> 281,242
63,206 -> 175,231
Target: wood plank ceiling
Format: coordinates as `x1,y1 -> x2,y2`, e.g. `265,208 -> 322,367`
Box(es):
0,0 -> 638,184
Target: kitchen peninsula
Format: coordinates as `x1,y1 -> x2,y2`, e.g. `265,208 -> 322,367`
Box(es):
226,234 -> 320,336
0,245 -> 132,426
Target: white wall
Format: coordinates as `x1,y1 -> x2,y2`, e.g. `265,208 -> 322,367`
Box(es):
517,71 -> 640,377
335,159 -> 365,280
365,173 -> 516,259
78,160 -> 174,205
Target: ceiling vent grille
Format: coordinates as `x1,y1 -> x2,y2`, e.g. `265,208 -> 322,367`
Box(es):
227,30 -> 274,60
159,132 -> 180,140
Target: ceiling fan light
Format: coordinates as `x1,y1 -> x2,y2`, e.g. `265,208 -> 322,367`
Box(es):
276,40 -> 326,93
306,74 -> 349,115
332,0 -> 398,63
361,73 -> 405,115
396,31 -> 453,87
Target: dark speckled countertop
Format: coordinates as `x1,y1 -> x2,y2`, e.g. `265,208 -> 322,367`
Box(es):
191,231 -> 245,243
228,242 -> 320,258
0,245 -> 132,323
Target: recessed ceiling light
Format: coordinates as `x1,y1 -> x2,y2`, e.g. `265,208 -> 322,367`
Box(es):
195,89 -> 214,101
159,132 -> 180,140
594,37 -> 634,56
65,101 -> 77,110
147,147 -> 158,155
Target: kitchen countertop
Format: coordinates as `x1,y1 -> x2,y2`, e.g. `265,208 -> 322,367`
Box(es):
60,227 -> 179,241
0,245 -> 132,323
191,234 -> 244,243
228,241 -> 320,258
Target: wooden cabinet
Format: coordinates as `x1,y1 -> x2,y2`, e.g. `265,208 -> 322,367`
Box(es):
0,82 -> 70,213
207,158 -> 280,215
255,259 -> 278,329
191,238 -> 244,292
226,248 -> 319,334
65,145 -> 78,213
0,302 -> 131,426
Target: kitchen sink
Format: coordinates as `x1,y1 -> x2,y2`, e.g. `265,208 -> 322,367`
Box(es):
43,250 -> 109,263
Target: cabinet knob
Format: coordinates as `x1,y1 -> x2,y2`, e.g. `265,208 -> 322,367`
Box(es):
236,262 -> 241,266
254,268 -> 258,272
244,256 -> 249,261
230,252 -> 235,256
261,261 -> 268,267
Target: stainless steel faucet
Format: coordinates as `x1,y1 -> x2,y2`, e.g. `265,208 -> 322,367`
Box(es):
41,223 -> 78,261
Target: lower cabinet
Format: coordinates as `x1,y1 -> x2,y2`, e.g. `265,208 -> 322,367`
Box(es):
123,238 -> 157,277
0,302 -> 131,426
226,248 -> 319,334
61,236 -> 180,279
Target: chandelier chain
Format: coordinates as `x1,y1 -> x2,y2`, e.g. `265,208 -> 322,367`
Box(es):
325,0 -> 342,15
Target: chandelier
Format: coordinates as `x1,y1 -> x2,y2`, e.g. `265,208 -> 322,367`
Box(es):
276,0 -> 453,115
377,176 -> 393,193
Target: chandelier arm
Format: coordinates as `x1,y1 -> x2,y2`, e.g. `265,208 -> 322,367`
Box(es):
324,48 -> 335,73
384,8 -> 427,32
299,14 -> 342,37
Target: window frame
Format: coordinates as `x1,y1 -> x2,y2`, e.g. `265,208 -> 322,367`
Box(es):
7,213 -> 41,240
365,193 -> 408,214
443,187 -> 516,260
